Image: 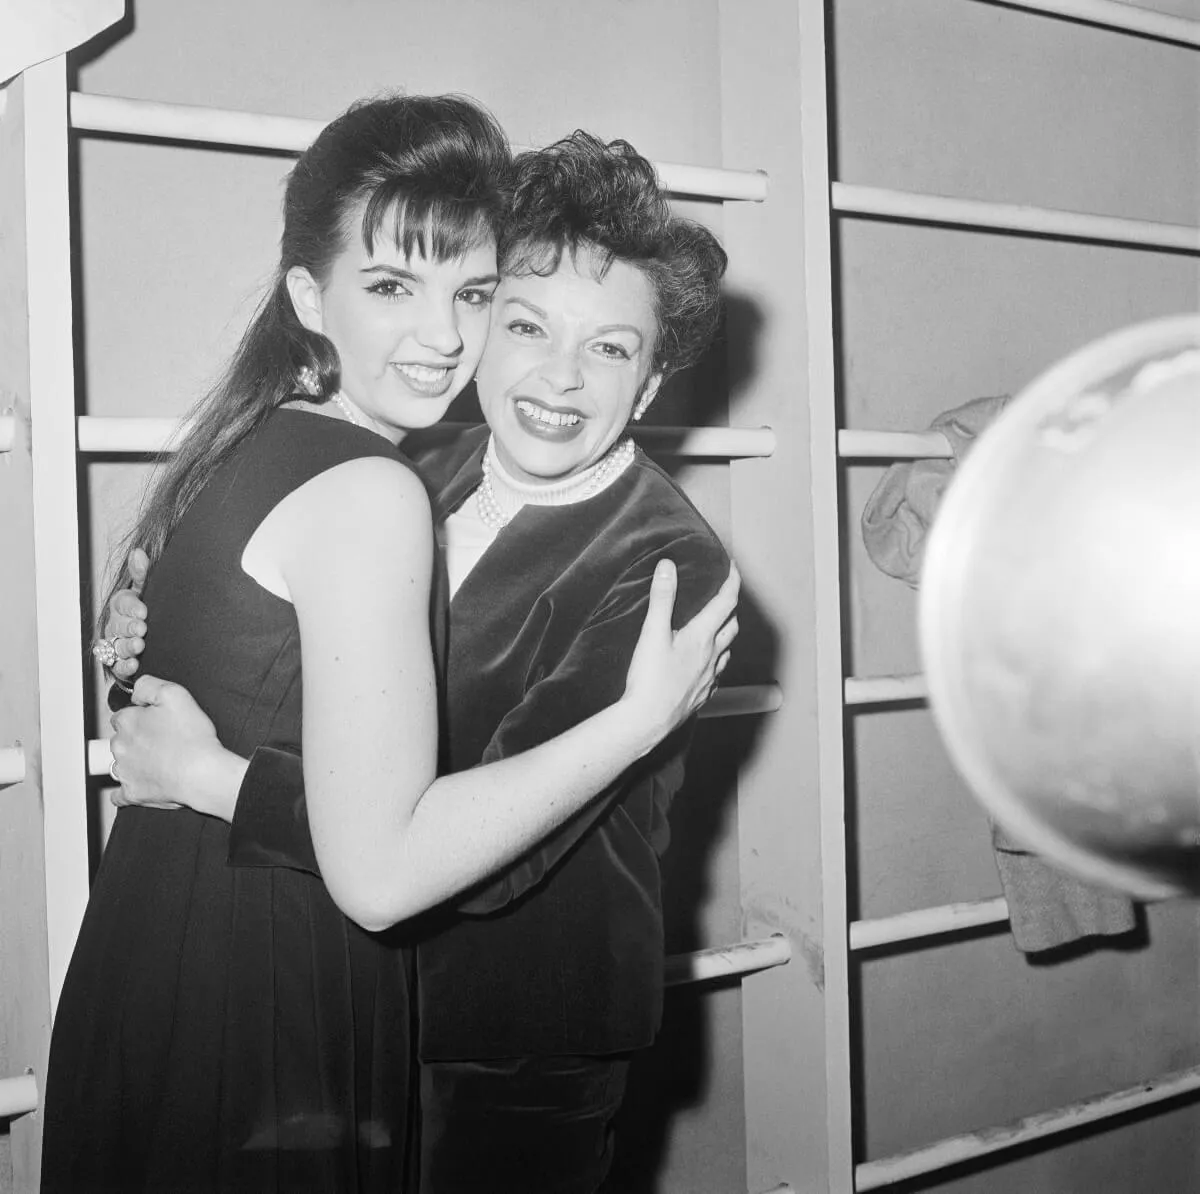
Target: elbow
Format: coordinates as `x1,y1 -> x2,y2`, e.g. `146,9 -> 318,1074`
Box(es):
326,877 -> 425,934
344,905 -> 400,934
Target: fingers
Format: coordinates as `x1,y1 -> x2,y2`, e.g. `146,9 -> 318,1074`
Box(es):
714,562 -> 741,611
110,656 -> 142,682
674,562 -> 741,648
112,592 -> 148,628
641,559 -> 678,638
107,591 -> 148,640
131,675 -> 173,707
113,590 -> 148,622
702,564 -> 741,631
114,635 -> 145,661
128,547 -> 150,595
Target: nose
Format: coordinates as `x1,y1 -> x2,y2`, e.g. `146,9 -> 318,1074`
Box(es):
540,349 -> 584,394
416,299 -> 464,357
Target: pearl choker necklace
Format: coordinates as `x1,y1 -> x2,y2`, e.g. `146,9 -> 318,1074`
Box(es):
330,391 -> 366,428
475,436 -> 636,532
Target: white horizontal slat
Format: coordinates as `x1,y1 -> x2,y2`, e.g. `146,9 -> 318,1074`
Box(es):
844,673 -> 927,706
77,415 -> 179,452
634,425 -> 776,458
0,1073 -> 38,1119
832,183 -> 1200,253
69,93 -> 768,203
850,896 -> 1010,951
987,0 -> 1200,46
856,1062 -> 1200,1189
67,416 -> 773,460
699,684 -> 783,720
664,935 -> 791,988
87,737 -> 113,778
0,746 -> 26,787
837,429 -> 952,460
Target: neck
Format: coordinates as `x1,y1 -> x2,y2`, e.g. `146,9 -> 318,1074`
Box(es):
329,391 -> 404,445
476,434 -> 636,530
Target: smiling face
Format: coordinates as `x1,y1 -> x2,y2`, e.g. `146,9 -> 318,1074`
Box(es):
288,209 -> 499,442
475,247 -> 664,485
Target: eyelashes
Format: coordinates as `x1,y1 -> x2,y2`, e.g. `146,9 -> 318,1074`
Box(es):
363,282 -> 495,309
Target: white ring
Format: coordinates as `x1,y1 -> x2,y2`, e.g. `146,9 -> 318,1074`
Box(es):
109,759 -> 120,784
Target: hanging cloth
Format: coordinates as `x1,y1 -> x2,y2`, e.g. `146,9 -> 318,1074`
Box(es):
860,394 -> 1138,954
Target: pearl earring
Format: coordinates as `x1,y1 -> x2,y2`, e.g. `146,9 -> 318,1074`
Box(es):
297,365 -> 320,397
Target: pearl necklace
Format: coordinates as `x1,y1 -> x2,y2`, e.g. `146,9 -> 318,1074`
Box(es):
475,436 -> 636,532
330,391 -> 366,428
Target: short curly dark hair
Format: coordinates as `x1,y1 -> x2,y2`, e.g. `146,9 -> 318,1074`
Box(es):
499,131 -> 728,379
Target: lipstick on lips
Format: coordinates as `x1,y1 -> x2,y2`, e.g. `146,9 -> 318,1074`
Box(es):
513,397 -> 585,442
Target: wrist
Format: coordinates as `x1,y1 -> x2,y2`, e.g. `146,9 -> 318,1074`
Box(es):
611,694 -> 666,762
185,744 -> 248,823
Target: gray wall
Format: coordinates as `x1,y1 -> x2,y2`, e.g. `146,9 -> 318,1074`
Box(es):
3,1 -> 1196,1190
834,0 -> 1200,1189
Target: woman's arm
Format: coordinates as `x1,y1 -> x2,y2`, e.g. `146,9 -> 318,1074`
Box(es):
113,456 -> 736,932
109,546 -> 729,886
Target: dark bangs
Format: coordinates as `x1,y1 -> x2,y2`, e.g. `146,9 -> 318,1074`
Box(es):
359,187 -> 500,263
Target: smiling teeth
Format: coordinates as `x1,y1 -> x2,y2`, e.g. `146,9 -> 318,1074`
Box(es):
397,364 -> 450,383
517,400 -> 581,428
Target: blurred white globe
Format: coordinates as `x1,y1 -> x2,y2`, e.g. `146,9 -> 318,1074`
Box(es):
920,314 -> 1200,900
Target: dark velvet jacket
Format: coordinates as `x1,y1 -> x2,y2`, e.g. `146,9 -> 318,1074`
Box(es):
228,424 -> 729,1059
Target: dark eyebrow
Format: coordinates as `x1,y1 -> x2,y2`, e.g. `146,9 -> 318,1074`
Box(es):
502,296 -> 550,320
361,265 -> 418,282
360,266 -> 500,288
503,297 -> 644,342
593,324 -> 644,340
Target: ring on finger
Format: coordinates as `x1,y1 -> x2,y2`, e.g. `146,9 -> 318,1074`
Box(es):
93,637 -> 120,669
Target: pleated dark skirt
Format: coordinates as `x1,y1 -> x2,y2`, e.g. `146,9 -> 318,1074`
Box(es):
41,804 -> 414,1193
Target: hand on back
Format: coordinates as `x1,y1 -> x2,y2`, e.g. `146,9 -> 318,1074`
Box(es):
102,548 -> 150,681
619,559 -> 740,750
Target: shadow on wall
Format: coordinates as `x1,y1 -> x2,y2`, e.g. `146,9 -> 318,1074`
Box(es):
611,293 -> 780,1192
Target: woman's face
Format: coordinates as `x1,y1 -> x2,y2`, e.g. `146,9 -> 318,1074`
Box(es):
289,216 -> 499,441
476,248 -> 663,484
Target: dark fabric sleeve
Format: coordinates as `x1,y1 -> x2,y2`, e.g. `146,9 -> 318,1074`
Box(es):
226,745 -> 321,877
457,533 -> 726,915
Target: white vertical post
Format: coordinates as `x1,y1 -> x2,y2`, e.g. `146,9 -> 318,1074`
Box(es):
25,56 -> 91,1010
719,2 -> 850,1190
796,3 -> 854,1183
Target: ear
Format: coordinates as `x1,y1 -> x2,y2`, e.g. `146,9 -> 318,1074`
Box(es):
286,266 -> 324,334
631,372 -> 664,422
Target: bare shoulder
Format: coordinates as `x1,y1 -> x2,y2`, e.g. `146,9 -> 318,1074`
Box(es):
302,454 -> 429,513
281,455 -> 431,544
244,453 -> 433,605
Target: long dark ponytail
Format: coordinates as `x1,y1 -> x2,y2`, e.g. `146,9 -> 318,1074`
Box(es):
99,93 -> 511,626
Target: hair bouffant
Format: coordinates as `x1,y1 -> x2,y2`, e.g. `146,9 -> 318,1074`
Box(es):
102,93 -> 511,630
499,131 -> 727,379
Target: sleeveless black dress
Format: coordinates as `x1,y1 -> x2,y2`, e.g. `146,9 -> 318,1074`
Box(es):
42,409 -> 418,1193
